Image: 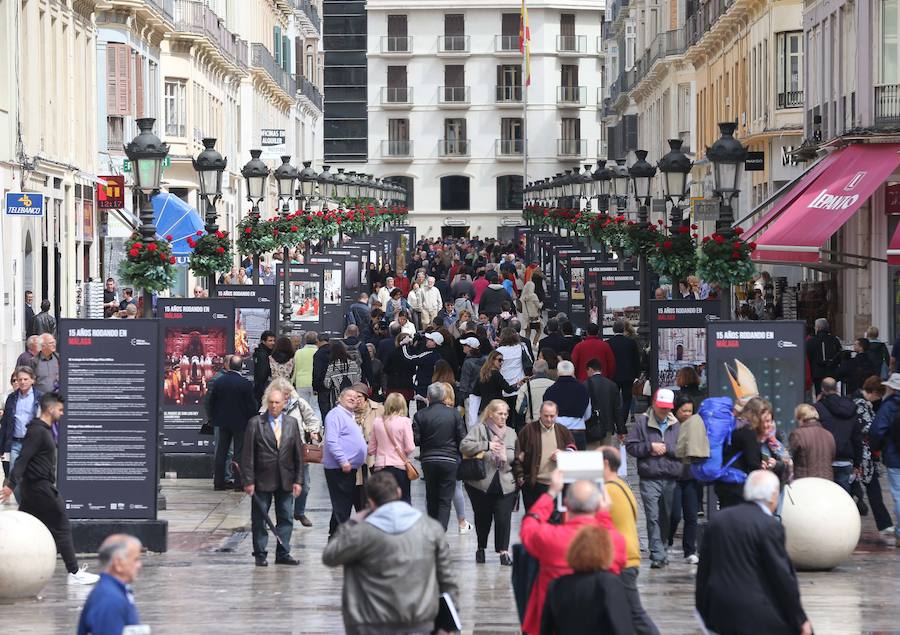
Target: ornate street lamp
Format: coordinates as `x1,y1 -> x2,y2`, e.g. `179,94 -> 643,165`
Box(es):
192,138 -> 227,293
240,149 -> 270,284
298,161 -> 318,211
125,117 -> 169,317
578,164 -> 593,212
273,156 -> 299,335
317,165 -> 334,209
334,167 -> 348,202
592,159 -> 611,212
629,149 -> 658,345
657,139 -> 692,226
610,159 -> 629,214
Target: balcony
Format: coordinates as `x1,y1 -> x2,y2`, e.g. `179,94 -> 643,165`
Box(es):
557,86 -> 587,107
381,139 -> 413,160
556,35 -> 587,54
148,0 -> 175,19
381,86 -> 413,107
686,0 -> 735,47
297,75 -> 323,111
776,90 -> 804,109
437,35 -> 470,55
596,35 -> 606,56
438,85 -> 470,107
438,139 -> 470,159
296,0 -> 321,35
495,84 -> 523,105
494,35 -> 520,54
380,36 -> 413,55
250,43 -> 296,98
495,139 -> 524,159
557,139 -> 586,158
875,84 -> 900,128
173,0 -> 248,70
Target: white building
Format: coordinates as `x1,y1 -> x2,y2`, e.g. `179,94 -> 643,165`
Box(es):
359,0 -> 605,238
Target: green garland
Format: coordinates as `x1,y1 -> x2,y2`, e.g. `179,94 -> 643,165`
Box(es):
188,230 -> 233,278
119,232 -> 176,293
697,228 -> 757,285
647,223 -> 699,281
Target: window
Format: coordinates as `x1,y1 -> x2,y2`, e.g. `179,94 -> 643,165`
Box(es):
624,23 -> 636,70
282,35 -> 291,73
274,25 -> 282,66
497,175 -> 523,210
147,61 -> 159,119
387,118 -> 410,155
443,13 -> 466,51
106,43 -> 132,116
500,13 -> 519,50
559,13 -> 576,51
440,175 -> 470,210
880,0 -> 898,83
107,116 -> 124,150
306,46 -> 314,83
386,66 -> 408,102
164,79 -> 186,137
388,14 -> 408,37
776,32 -> 803,108
496,64 -> 522,101
561,64 -> 579,87
443,65 -> 466,102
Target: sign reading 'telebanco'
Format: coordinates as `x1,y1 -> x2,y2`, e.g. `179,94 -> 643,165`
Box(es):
5,192 -> 44,216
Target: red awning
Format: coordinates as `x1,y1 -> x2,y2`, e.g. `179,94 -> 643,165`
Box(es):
753,144 -> 900,263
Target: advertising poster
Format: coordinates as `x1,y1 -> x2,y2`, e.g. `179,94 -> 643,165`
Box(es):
586,266 -> 641,335
706,321 -> 806,432
277,263 -> 325,332
158,298 -> 235,453
649,300 -> 721,392
566,254 -> 605,331
551,245 -> 584,315
57,319 -> 160,519
213,285 -> 278,378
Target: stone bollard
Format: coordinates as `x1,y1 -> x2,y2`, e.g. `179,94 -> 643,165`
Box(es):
0,510 -> 58,599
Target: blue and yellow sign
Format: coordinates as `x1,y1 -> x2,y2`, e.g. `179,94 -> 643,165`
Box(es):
5,192 -> 44,216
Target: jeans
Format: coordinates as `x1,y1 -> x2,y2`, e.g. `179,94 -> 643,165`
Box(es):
616,381 -> 634,425
639,478 -> 676,563
250,489 -> 294,560
422,461 -> 458,531
9,440 -> 22,475
465,484 -> 517,552
833,464 -> 853,494
213,427 -> 241,488
863,467 -> 894,531
887,467 -> 900,539
668,479 -> 701,557
294,463 -> 311,515
521,482 -> 550,512
325,467 -> 358,537
620,567 -> 660,635
452,481 -> 467,522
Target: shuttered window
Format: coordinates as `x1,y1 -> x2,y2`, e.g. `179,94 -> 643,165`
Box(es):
135,54 -> 145,118
274,26 -> 282,66
282,36 -> 291,73
106,43 -> 132,116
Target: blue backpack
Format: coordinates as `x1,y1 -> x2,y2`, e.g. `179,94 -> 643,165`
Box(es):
690,397 -> 747,484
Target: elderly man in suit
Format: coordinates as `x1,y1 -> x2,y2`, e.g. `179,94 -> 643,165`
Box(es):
696,470 -> 812,635
242,378 -> 304,567
209,355 -> 258,491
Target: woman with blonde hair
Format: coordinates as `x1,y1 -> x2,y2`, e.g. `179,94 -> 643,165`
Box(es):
742,397 -> 792,481
368,392 -> 416,502
473,350 -> 518,414
460,398 -> 518,565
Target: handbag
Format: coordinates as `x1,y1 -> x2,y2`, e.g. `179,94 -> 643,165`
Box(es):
631,373 -> 648,397
384,418 -> 420,481
301,432 -> 323,464
457,424 -> 489,481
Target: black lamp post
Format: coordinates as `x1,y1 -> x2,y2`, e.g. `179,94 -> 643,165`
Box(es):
317,165 -> 335,249
125,117 -> 170,318
611,159 -> 629,215
333,167 -> 348,207
629,150 -> 657,344
241,149 -> 270,284
274,156 -> 299,335
707,121 -> 747,319
658,139 -> 692,226
298,161 -> 318,212
193,138 -> 227,295
578,164 -> 593,213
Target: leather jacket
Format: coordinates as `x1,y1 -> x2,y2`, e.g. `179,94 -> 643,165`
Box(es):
241,414 -> 304,492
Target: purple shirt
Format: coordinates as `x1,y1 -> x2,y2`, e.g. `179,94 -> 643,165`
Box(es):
323,404 -> 367,469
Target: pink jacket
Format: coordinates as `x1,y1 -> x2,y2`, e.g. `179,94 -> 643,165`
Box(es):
368,415 -> 415,469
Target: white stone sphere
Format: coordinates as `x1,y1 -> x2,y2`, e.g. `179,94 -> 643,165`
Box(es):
780,477 -> 860,571
0,510 -> 57,599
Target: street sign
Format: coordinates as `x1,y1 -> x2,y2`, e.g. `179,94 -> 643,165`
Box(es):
745,151 -> 765,171
691,197 -> 720,221
122,156 -> 171,172
5,192 -> 44,216
97,175 -> 125,209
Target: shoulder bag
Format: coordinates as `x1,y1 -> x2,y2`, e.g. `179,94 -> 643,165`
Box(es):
457,425 -> 488,481
301,429 -> 323,464
384,418 -> 420,481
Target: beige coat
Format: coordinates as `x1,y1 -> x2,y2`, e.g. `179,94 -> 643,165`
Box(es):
675,414 -> 710,461
459,423 -> 518,494
519,280 -> 542,323
355,400 -> 385,485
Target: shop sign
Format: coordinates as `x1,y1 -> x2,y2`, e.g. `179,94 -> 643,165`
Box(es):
886,183 -> 900,214
5,192 -> 44,216
744,151 -> 765,171
97,175 -> 125,209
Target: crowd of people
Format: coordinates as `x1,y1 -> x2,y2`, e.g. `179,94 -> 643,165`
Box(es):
2,234 -> 900,634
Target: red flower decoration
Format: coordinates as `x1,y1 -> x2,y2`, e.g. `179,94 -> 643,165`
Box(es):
734,227 -> 744,234
657,219 -> 664,225
749,242 -> 758,250
169,256 -> 176,264
713,235 -> 725,244
215,231 -> 225,239
273,229 -> 279,236
732,252 -> 742,260
128,249 -> 139,257
159,253 -> 167,261
691,224 -> 698,230
216,246 -> 225,254
692,233 -> 699,238
702,236 -> 711,243
147,243 -> 157,251
196,230 -> 204,236
290,225 -> 298,232
132,243 -> 142,250
244,227 -> 252,234
663,241 -> 673,249
677,226 -> 690,234
165,234 -> 174,241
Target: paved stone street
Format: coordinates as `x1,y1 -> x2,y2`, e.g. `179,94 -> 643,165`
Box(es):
3,463 -> 899,634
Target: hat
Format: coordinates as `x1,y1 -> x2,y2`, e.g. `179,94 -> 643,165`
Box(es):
350,382 -> 370,397
424,332 -> 445,346
883,373 -> 900,391
654,388 -> 675,409
459,337 -> 480,349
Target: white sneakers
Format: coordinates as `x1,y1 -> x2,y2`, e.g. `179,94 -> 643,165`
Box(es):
685,554 -> 699,565
68,564 -> 100,585
879,525 -> 895,535
458,520 -> 472,534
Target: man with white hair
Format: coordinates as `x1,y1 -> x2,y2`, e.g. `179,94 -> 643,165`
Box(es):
542,360 -> 592,450
15,335 -> 40,369
77,534 -> 144,634
421,276 -> 443,327
696,470 -> 812,635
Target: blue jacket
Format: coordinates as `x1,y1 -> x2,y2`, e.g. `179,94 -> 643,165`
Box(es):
870,393 -> 900,469
77,573 -> 140,635
0,388 -> 42,453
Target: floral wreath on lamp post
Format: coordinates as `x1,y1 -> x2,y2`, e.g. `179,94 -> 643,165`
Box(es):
236,214 -> 278,256
188,230 -> 233,278
623,219 -> 659,257
647,222 -> 699,282
697,227 -> 757,286
119,232 -> 177,293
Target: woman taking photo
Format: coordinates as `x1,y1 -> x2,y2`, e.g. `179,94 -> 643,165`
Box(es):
368,392 -> 416,503
460,399 -> 519,566
473,351 -> 518,415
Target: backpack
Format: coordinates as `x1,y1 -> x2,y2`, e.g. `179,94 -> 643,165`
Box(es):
690,397 -> 747,484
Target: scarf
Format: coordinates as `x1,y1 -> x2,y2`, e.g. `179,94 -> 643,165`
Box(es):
487,422 -> 507,467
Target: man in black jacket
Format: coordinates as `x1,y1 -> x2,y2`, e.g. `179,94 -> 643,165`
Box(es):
538,318 -> 566,355
478,271 -> 512,319
814,377 -> 864,493
312,333 -> 332,417
343,325 -> 374,386
241,379 -> 304,567
1,392 -> 100,584
585,359 -> 625,449
696,470 -> 812,635
606,319 -> 642,418
412,383 -> 467,531
209,355 -> 258,491
806,318 -> 843,395
252,330 -> 276,404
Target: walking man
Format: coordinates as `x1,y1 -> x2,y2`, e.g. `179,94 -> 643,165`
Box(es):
16,335 -> 40,369
32,334 -> 60,395
323,388 -> 368,538
77,534 -> 144,635
1,392 -> 99,584
0,366 -> 42,475
241,379 -> 304,567
513,401 -> 576,511
209,355 -> 257,491
542,361 -> 592,450
32,299 -> 56,336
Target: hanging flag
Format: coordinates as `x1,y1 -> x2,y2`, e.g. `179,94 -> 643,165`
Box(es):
519,0 -> 531,86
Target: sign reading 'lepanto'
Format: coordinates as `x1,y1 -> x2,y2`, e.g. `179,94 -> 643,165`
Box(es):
57,319 -> 160,519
